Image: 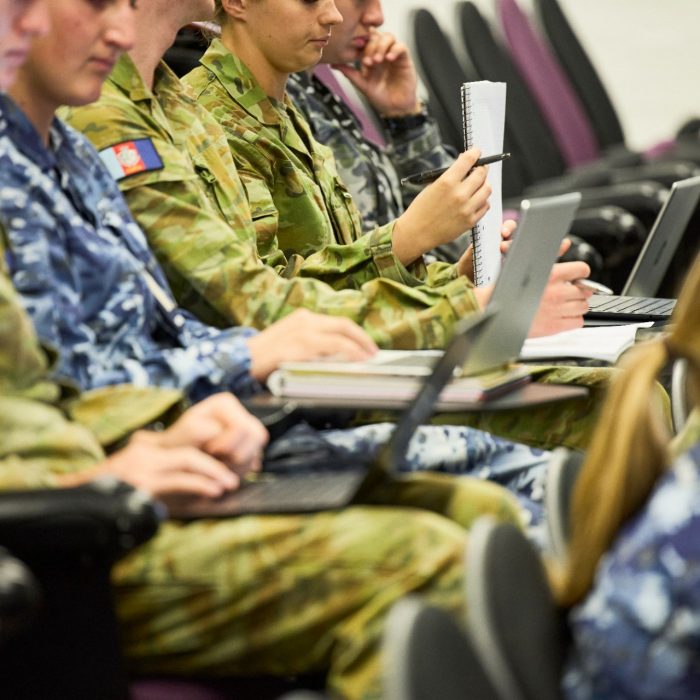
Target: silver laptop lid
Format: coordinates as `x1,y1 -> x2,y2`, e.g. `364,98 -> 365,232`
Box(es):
622,175 -> 700,297
463,192 -> 582,375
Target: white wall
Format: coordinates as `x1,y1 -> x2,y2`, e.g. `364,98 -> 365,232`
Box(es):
382,0 -> 700,149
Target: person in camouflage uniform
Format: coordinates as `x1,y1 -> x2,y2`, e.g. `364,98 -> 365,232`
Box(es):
56,0 -> 627,457
285,0 -> 460,258
183,1 -> 597,343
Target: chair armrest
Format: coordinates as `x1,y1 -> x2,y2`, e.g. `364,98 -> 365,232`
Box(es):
0,547 -> 41,645
569,205 -> 646,256
0,478 -> 163,565
610,160 -> 700,188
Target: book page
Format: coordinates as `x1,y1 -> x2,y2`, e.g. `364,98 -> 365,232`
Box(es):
461,81 -> 507,286
519,322 -> 653,363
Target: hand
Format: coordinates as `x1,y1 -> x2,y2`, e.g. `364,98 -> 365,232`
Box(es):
528,261 -> 593,338
140,393 -> 269,478
392,150 -> 491,265
56,394 -> 270,503
500,225 -> 572,259
332,29 -> 420,116
60,440 -> 241,504
246,309 -> 378,381
458,219 -> 517,279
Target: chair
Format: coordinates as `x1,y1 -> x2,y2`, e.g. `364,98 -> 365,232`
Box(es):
0,547 -> 40,646
163,25 -> 209,77
534,0 -> 700,158
543,448 -> 585,561
383,596 -> 498,700
455,1 -> 669,287
497,0 -> 700,184
464,517 -> 567,700
671,358 -> 691,435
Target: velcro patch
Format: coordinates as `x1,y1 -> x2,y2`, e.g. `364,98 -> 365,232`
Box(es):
99,138 -> 164,181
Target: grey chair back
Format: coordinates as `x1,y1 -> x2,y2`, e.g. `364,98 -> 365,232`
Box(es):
464,518 -> 566,700
383,596 -> 498,700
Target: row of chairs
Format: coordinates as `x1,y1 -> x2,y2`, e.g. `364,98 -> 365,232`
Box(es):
412,0 -> 700,293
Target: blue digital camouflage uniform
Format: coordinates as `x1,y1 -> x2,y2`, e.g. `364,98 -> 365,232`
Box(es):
286,70 -> 467,263
0,90 -> 553,519
0,229 -> 526,700
564,438 -> 700,700
0,94 -> 260,404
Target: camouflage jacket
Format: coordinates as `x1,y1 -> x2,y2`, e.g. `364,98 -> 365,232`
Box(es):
564,439 -> 700,700
0,94 -> 259,403
66,54 -> 479,350
286,70 -> 456,232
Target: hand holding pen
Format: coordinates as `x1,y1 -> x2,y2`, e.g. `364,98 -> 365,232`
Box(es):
401,152 -> 511,187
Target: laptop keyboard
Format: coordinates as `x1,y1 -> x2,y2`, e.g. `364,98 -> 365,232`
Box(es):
588,294 -> 676,318
233,472 -> 363,510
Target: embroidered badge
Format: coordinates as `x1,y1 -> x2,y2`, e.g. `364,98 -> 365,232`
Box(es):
99,138 -> 164,181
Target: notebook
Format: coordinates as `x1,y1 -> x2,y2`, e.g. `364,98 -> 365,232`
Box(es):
167,309 -> 498,520
586,176 -> 700,324
269,191 -> 582,392
461,81 -> 507,286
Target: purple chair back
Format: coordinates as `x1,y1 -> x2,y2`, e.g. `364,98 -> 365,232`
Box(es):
497,0 -> 600,167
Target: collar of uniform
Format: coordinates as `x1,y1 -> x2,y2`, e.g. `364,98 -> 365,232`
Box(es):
200,38 -> 281,127
0,93 -> 60,172
109,53 -> 154,103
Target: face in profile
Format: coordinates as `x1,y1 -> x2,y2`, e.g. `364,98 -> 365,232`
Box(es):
0,0 -> 49,90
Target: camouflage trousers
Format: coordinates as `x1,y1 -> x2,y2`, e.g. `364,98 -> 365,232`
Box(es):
357,364 -> 670,452
114,473 -> 522,700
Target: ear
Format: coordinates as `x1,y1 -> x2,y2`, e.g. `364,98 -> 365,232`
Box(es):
220,0 -> 248,21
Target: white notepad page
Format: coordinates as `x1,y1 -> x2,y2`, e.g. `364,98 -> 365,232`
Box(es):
461,81 -> 507,286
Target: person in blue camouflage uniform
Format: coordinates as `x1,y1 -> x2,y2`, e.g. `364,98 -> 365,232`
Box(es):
285,0 -> 461,259
549,251 -> 700,698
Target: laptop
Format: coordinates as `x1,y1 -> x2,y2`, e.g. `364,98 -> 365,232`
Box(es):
169,192 -> 582,519
586,176 -> 700,324
370,191 -> 582,376
168,308 -> 499,519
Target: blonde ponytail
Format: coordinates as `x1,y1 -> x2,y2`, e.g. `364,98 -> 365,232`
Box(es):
553,252 -> 700,607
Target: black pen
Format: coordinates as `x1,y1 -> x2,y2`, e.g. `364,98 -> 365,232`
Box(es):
400,152 -> 511,187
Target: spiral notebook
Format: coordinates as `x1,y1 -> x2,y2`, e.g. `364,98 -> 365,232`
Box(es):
461,81 -> 507,286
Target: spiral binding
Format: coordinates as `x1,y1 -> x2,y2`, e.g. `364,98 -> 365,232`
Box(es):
461,83 -> 486,286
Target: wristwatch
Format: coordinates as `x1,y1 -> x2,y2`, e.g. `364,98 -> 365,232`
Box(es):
381,104 -> 430,136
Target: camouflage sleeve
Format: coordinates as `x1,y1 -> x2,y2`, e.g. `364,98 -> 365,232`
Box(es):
64,98 -> 480,349
0,234 -> 105,489
0,395 -> 104,490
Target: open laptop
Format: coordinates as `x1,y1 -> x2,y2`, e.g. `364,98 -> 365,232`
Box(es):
586,175 -> 700,324
169,192 -> 581,519
369,191 -> 582,376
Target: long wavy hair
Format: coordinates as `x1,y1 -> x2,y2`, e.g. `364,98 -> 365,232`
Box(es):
552,253 -> 700,607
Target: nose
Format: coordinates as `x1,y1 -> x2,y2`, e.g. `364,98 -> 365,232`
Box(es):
321,0 -> 343,28
103,0 -> 137,52
362,0 -> 384,28
15,0 -> 51,39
